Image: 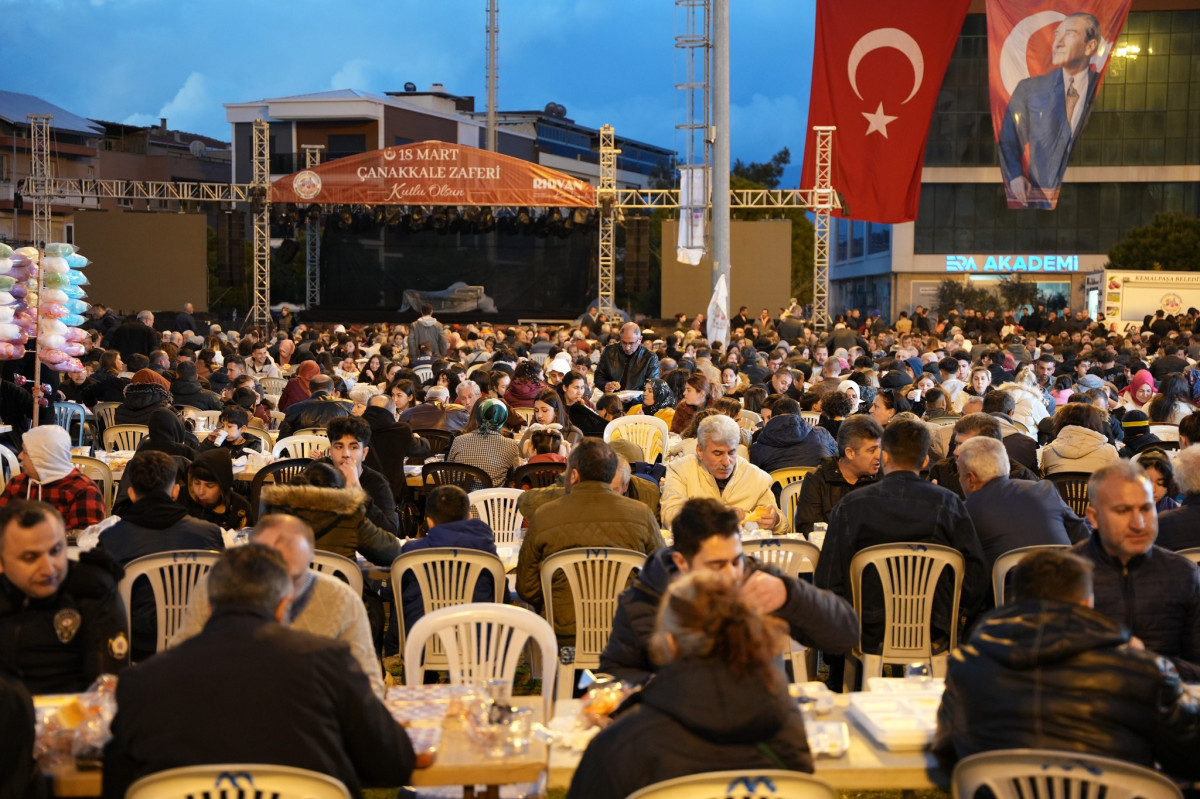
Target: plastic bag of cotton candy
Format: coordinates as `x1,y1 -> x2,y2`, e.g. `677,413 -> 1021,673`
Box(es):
0,242 -> 36,360
34,242 -> 89,374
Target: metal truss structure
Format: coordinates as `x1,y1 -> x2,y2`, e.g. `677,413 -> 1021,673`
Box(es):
302,145 -> 325,307
675,0 -> 711,256
31,178 -> 258,203
596,125 -> 619,317
809,126 -> 836,329
27,115 -> 53,247
250,120 -> 271,328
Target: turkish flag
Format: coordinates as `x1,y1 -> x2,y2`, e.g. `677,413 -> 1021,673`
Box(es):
987,0 -> 1132,209
800,0 -> 970,223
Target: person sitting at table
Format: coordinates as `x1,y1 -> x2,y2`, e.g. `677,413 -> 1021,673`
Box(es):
0,424 -> 106,533
570,570 -> 813,799
114,369 -> 174,427
170,514 -> 383,699
446,399 -> 522,489
168,361 -> 222,411
600,497 -> 857,686
277,374 -> 352,439
0,673 -> 38,799
196,406 -> 262,460
180,448 -> 255,532
934,548 -> 1200,781
315,415 -> 398,535
134,408 -> 198,461
102,545 -> 414,799
0,500 -> 129,694
98,451 -> 225,660
398,485 -> 504,634
228,381 -> 272,431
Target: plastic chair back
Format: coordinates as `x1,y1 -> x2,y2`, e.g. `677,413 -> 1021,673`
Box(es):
991,544 -> 1071,605
423,461 -> 493,491
391,547 -> 505,677
778,481 -> 805,528
125,763 -> 350,799
1046,471 -> 1091,516
260,376 -> 287,395
511,406 -> 536,425
769,466 -> 814,492
268,410 -> 286,430
468,487 -> 526,544
743,538 -> 819,579
54,402 -> 87,447
250,457 -> 313,513
800,410 -> 822,426
1177,547 -> 1200,566
952,748 -> 1183,799
412,364 -> 434,384
604,415 -> 669,463
413,429 -> 455,459
540,546 -> 645,699
627,770 -> 838,799
0,447 -> 18,483
294,427 -> 329,438
529,353 -> 549,366
310,549 -> 364,595
102,424 -> 149,453
71,455 -> 114,516
189,410 -> 222,432
240,426 -> 272,450
848,542 -> 964,686
93,402 -> 120,430
738,409 -> 762,429
118,550 -> 221,654
272,434 -> 328,459
511,461 -> 565,489
404,603 -> 558,719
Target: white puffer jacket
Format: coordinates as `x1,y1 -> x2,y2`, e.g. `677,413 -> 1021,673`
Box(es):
997,382 -> 1049,436
1039,425 -> 1120,475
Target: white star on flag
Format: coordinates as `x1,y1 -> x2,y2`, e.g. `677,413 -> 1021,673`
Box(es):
862,102 -> 899,137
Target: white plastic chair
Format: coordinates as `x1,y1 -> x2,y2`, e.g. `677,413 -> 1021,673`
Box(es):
1149,423 -> 1180,442
54,401 -> 88,447
93,401 -> 120,430
412,364 -> 434,384
846,542 -> 964,691
260,376 -> 287,395
529,352 -> 549,366
952,749 -> 1183,799
310,549 -> 364,595
468,487 -> 526,545
604,415 -> 669,463
991,544 -> 1071,606
1177,547 -> 1200,566
800,410 -> 822,426
738,409 -> 762,429
391,547 -> 505,679
742,538 -> 820,682
404,603 -> 559,719
126,763 -> 350,799
779,481 -> 805,530
540,547 -> 646,700
102,424 -> 150,453
627,770 -> 838,799
0,447 -> 18,483
272,434 -> 328,459
241,426 -> 272,450
71,455 -> 114,516
188,410 -> 222,432
118,550 -> 222,654
268,410 -> 286,431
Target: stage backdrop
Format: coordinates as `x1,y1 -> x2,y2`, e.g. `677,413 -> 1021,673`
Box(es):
73,211 -> 208,314
660,220 -> 792,321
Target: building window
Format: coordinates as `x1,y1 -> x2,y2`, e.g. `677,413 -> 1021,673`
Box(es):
835,218 -> 848,261
851,221 -> 865,259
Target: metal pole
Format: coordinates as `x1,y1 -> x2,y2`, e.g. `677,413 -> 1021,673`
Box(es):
711,0 -> 730,342
302,145 -> 324,308
486,0 -> 499,152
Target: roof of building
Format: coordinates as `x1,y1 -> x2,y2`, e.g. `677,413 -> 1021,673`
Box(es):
0,90 -> 103,136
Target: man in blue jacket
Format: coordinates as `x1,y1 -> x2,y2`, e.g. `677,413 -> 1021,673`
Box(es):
398,485 -> 503,633
749,397 -> 837,472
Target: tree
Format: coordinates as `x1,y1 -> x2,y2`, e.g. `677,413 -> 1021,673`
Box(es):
1108,212 -> 1200,272
732,147 -> 791,189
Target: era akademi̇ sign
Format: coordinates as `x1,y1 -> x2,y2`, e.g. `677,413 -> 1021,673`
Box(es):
945,254 -> 1080,272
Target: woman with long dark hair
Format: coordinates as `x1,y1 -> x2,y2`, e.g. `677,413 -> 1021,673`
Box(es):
1147,372 -> 1196,425
669,373 -> 715,435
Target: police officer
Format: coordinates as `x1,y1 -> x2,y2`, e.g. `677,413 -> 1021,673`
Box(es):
0,500 -> 128,693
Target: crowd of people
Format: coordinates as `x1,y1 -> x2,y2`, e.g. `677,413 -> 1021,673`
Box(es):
0,296 -> 1199,796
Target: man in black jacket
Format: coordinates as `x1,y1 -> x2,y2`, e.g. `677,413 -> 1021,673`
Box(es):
1074,461 -> 1200,681
934,548 -> 1199,779
599,498 -> 858,685
102,545 -> 414,798
794,415 -> 881,536
277,375 -> 352,438
595,323 -> 660,393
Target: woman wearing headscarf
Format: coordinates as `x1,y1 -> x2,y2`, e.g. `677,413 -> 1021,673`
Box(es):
634,378 -> 676,425
276,337 -> 296,367
1118,369 -> 1157,414
447,398 -> 522,487
277,360 -> 321,411
836,379 -> 862,414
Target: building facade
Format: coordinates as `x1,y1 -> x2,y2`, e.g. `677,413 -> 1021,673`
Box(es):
829,1 -> 1200,321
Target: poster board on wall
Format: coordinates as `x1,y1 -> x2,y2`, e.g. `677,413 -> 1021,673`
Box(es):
72,211 -> 208,314
661,220 -> 791,320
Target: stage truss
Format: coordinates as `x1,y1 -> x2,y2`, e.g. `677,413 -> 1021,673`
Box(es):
25,120 -> 838,329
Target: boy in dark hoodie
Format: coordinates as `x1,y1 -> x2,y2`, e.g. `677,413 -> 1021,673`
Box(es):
398,484 -> 505,633
182,448 -> 255,532
196,407 -> 262,460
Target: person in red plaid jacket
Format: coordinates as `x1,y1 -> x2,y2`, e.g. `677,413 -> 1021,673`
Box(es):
0,425 -> 105,531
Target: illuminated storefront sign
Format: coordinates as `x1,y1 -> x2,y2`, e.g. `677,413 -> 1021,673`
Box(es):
944,255 -> 1079,273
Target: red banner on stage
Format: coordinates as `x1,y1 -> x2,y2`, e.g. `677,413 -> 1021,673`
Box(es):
988,0 -> 1132,209
269,141 -> 597,207
800,0 -> 970,224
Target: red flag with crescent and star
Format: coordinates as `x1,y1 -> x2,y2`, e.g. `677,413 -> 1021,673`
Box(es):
987,0 -> 1132,210
800,0 -> 970,224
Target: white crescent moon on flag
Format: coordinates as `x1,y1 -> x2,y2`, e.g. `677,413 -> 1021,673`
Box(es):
1000,10 -> 1065,96
847,28 -> 925,105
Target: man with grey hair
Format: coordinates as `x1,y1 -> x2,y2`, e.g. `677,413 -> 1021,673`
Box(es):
595,321 -> 660,394
398,384 -> 469,431
661,414 -> 785,532
455,378 -> 481,413
103,545 -> 414,798
957,435 -> 1086,571
1074,460 -> 1200,680
347,384 -> 378,416
170,514 -> 383,698
928,413 -> 1040,498
1157,445 -> 1200,551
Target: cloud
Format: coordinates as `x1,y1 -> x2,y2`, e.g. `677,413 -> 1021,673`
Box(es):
330,59 -> 374,91
122,72 -> 215,133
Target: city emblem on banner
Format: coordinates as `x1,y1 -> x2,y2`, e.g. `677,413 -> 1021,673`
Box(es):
987,0 -> 1133,210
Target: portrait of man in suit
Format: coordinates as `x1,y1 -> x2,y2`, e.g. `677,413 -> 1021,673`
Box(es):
998,12 -> 1101,209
